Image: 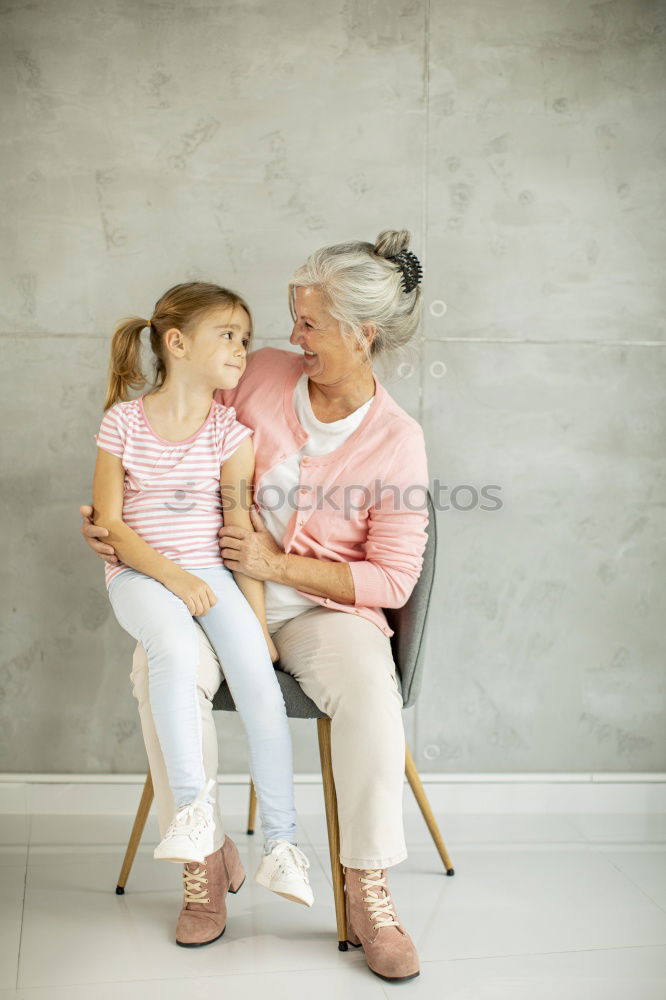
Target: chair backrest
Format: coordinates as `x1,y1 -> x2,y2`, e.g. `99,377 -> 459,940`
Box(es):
383,490 -> 437,709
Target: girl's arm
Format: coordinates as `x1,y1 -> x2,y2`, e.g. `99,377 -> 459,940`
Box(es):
219,435 -> 275,652
92,448 -> 217,615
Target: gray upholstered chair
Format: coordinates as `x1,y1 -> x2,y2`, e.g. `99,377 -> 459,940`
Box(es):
115,490 -> 454,950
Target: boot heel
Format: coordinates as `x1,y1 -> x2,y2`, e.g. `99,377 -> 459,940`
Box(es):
223,838 -> 246,893
228,870 -> 246,893
345,891 -> 362,947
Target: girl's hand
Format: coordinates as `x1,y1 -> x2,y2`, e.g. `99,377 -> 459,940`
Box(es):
80,504 -> 120,564
266,634 -> 279,664
168,571 -> 219,616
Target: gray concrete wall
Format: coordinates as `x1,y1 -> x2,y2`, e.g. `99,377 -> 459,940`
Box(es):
1,0 -> 664,775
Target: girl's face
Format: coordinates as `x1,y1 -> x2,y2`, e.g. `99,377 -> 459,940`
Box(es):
181,304 -> 251,389
289,286 -> 369,385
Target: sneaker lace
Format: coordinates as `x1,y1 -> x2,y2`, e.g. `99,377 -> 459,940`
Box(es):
273,842 -> 311,880
182,862 -> 210,905
164,800 -> 213,841
360,869 -> 399,929
164,780 -> 215,842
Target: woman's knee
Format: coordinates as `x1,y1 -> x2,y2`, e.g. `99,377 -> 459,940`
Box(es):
130,642 -> 149,702
327,655 -> 403,719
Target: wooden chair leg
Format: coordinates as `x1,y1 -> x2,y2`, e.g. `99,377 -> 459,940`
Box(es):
405,745 -> 455,875
247,779 -> 257,835
115,770 -> 155,894
317,717 -> 348,950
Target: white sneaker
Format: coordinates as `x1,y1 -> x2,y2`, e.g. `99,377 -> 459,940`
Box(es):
153,778 -> 217,864
254,840 -> 314,906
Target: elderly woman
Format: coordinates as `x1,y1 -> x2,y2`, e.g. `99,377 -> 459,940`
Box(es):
80,229 -> 429,983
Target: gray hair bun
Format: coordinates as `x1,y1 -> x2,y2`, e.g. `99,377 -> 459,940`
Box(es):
374,229 -> 411,259
374,230 -> 423,294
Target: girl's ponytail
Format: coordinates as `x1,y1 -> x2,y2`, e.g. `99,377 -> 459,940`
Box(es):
103,317 -> 150,410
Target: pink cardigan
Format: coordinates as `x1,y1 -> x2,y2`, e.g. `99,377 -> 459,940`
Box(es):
215,347 -> 429,638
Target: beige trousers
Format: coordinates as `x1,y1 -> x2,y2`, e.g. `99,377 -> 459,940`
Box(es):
130,604 -> 407,869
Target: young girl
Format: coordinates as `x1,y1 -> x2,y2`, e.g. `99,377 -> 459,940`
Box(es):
92,281 -> 312,906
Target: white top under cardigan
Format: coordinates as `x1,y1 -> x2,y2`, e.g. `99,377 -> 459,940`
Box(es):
261,373 -> 375,626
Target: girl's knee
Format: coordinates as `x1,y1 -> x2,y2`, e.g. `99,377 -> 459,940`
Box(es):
130,634 -> 221,703
241,686 -> 288,730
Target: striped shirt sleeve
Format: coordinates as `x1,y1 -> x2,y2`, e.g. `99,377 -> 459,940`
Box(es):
94,405 -> 126,459
219,405 -> 254,465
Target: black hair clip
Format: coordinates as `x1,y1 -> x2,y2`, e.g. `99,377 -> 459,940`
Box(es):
387,249 -> 423,294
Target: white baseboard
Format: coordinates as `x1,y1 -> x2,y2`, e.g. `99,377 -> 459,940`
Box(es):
0,773 -> 665,816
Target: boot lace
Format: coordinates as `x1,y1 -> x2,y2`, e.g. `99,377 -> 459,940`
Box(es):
183,862 -> 210,905
360,869 -> 399,929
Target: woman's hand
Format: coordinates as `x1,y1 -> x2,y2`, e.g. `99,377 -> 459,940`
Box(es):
80,504 -> 120,564
219,505 -> 285,582
168,571 -> 219,617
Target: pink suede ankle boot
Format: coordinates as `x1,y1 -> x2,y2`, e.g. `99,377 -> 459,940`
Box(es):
175,835 -> 245,947
343,866 -> 419,981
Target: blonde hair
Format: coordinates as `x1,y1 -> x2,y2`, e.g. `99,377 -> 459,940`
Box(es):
103,281 -> 253,410
288,229 -> 423,378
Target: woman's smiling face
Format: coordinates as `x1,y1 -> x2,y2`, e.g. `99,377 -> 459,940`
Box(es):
289,286 -> 367,385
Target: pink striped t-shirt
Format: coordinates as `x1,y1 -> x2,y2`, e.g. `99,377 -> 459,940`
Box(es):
93,395 -> 254,589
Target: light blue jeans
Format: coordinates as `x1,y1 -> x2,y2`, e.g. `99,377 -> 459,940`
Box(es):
107,564 -> 297,846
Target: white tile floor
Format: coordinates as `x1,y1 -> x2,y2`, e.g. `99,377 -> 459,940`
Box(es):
1,797 -> 666,998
